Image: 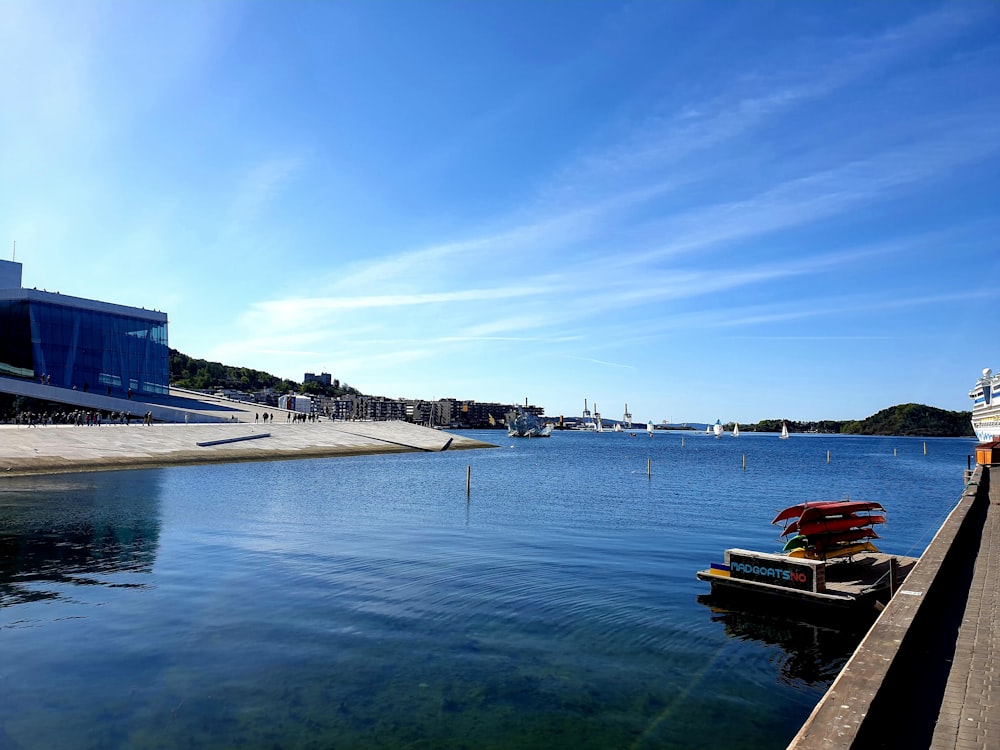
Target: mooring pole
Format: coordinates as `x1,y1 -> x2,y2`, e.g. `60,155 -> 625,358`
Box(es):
466,465 -> 471,496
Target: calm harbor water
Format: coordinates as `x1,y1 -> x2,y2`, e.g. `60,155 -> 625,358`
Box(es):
0,429 -> 975,749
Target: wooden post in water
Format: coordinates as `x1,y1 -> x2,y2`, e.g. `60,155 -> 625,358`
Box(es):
894,448 -> 897,457
827,450 -> 831,464
466,465 -> 471,496
681,436 -> 685,447
742,454 -> 746,471
924,442 -> 927,455
647,458 -> 651,478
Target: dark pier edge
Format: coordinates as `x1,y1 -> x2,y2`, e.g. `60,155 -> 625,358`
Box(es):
788,464 -> 991,749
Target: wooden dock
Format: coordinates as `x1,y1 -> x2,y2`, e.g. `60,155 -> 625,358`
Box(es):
697,549 -> 918,622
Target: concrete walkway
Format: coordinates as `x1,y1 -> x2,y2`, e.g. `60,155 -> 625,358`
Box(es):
930,470 -> 1000,747
0,421 -> 496,476
789,465 -> 999,749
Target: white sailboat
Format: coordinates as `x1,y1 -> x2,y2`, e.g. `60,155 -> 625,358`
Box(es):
594,405 -> 603,432
780,421 -> 789,439
713,419 -> 722,438
646,421 -> 654,437
732,422 -> 739,437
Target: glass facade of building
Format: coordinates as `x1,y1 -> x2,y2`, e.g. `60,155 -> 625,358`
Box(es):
0,295 -> 169,396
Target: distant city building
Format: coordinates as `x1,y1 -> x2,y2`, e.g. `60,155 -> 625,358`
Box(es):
462,401 -> 511,428
304,372 -> 332,387
329,395 -> 407,421
0,259 -> 169,396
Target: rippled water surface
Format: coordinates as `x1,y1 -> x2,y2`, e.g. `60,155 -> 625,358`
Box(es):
0,430 -> 974,749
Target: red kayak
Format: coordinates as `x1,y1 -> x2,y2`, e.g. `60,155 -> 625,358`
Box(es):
782,513 -> 886,537
809,528 -> 880,551
797,502 -> 885,527
772,500 -> 884,525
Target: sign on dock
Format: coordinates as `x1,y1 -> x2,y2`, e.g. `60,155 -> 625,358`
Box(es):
725,549 -> 826,593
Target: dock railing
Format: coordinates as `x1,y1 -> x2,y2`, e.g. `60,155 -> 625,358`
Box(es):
787,464 -> 990,749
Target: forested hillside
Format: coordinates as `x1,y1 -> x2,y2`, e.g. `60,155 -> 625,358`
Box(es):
839,403 -> 974,437
746,404 -> 973,436
168,349 -> 360,398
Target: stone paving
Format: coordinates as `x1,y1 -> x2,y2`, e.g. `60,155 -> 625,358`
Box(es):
0,420 -> 496,476
930,471 -> 1000,748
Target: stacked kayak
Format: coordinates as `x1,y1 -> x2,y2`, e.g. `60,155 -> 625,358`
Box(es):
772,500 -> 885,560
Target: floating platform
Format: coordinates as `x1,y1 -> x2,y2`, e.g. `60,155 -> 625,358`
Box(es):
696,548 -> 918,619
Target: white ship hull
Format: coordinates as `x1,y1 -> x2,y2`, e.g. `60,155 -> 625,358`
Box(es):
970,368 -> 1000,442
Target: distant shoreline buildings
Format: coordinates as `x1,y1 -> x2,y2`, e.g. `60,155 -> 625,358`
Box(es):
211,382 -> 546,429
0,259 -> 549,427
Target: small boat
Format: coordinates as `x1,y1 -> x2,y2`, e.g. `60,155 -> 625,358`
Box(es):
783,528 -> 879,552
782,513 -> 886,538
796,502 -> 886,526
713,419 -> 722,438
772,500 -> 885,525
647,421 -> 654,437
732,422 -> 739,437
779,421 -> 789,439
787,541 -> 880,560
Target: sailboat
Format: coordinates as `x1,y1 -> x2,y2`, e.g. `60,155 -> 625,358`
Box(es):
646,421 -> 654,437
732,422 -> 739,437
594,405 -> 603,432
780,421 -> 789,439
713,419 -> 722,438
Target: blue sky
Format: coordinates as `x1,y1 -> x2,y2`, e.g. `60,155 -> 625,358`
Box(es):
1,1 -> 998,423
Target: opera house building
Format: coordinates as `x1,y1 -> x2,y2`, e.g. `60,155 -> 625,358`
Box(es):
0,258 -> 169,397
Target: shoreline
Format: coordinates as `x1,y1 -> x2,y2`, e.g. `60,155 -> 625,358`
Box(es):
0,421 -> 498,478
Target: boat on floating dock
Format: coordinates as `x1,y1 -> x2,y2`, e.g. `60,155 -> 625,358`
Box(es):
697,498 -> 917,618
696,548 -> 917,618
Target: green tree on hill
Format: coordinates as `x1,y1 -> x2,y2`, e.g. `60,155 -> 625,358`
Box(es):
168,349 -> 361,399
840,403 -> 973,437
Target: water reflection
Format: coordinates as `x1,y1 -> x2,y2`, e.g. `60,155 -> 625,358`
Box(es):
0,473 -> 161,607
698,594 -> 871,687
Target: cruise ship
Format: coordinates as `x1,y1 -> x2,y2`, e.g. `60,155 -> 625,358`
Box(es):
969,368 -> 1000,442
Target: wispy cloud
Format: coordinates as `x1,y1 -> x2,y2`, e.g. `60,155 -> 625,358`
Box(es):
223,155 -> 306,240
556,3 -> 990,192
564,356 -> 635,370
